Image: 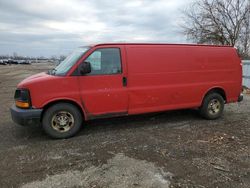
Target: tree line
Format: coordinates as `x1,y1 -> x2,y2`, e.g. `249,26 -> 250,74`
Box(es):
183,0 -> 250,59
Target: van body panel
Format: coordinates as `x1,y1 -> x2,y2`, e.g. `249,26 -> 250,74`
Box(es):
13,43 -> 242,123
125,45 -> 241,114
18,74 -> 83,111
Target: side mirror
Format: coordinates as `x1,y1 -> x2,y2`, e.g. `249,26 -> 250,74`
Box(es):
79,62 -> 91,75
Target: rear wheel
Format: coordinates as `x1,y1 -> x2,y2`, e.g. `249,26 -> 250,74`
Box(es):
42,103 -> 83,139
199,93 -> 224,120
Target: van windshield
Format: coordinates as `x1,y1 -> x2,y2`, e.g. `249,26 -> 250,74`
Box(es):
48,47 -> 90,76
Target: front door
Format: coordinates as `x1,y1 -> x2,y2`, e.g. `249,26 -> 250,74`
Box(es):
78,46 -> 128,118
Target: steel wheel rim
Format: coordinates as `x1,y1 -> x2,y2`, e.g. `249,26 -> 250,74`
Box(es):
51,111 -> 74,132
208,99 -> 221,115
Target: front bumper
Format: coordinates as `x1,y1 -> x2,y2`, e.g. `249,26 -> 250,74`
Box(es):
10,105 -> 42,126
238,93 -> 243,102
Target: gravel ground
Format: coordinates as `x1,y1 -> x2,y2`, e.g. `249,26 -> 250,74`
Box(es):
0,63 -> 249,188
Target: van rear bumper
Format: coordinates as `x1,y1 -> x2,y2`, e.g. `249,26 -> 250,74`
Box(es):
238,93 -> 243,102
10,105 -> 42,126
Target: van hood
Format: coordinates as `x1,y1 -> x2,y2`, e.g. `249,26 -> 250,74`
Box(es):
25,72 -> 48,80
18,72 -> 55,88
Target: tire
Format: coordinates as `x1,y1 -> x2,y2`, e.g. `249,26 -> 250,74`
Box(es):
42,103 -> 83,139
199,93 -> 224,120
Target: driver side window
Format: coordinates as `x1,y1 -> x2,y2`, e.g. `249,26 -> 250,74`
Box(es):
86,51 -> 101,71
85,48 -> 122,75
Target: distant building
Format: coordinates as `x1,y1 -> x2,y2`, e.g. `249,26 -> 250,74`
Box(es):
243,60 -> 250,88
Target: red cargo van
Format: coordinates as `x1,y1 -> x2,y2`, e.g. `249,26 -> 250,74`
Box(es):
10,43 -> 243,138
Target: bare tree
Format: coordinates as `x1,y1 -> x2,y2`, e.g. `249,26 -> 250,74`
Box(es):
183,0 -> 250,58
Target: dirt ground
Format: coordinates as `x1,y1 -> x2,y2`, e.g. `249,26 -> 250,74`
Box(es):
0,63 -> 249,188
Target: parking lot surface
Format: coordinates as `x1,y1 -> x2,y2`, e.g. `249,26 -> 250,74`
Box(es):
0,63 -> 249,188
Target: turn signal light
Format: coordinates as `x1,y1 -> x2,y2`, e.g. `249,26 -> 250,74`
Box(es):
15,101 -> 30,108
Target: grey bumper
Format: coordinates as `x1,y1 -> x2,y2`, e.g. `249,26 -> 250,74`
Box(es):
10,105 -> 42,126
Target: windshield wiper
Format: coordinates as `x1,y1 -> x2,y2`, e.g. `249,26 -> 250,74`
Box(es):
48,68 -> 57,75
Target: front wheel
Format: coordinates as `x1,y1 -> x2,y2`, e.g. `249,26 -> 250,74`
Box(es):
199,93 -> 224,120
42,103 -> 83,139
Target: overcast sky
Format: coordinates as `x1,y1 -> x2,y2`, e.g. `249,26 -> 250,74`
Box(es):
0,0 -> 191,57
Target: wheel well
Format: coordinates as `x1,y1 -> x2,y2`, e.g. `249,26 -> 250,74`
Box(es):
204,88 -> 227,103
41,100 -> 85,121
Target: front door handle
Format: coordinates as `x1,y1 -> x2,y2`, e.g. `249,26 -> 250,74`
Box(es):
123,77 -> 127,87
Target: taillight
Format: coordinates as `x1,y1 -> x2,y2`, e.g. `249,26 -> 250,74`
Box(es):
14,89 -> 31,109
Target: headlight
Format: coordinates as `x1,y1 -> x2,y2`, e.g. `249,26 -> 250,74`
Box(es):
14,89 -> 31,109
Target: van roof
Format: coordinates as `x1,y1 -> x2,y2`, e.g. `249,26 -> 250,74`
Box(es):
92,43 -> 233,48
